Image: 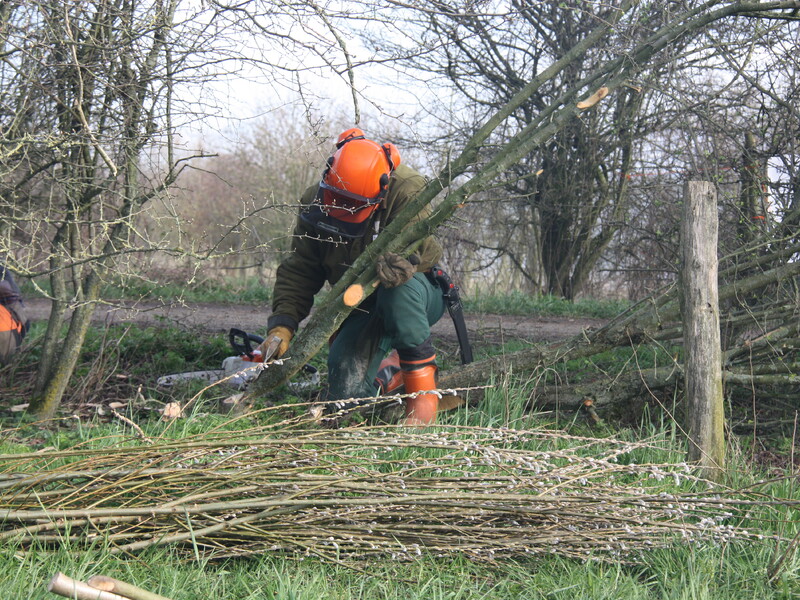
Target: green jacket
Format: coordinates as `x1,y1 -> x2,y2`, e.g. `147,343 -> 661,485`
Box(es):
268,164 -> 443,331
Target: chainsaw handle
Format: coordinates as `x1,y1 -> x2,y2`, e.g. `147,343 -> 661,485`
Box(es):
228,328 -> 265,359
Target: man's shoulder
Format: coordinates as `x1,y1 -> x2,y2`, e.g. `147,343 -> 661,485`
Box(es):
391,164 -> 427,191
394,163 -> 425,180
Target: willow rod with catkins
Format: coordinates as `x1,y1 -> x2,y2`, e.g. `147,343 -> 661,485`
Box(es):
0,425 -> 789,564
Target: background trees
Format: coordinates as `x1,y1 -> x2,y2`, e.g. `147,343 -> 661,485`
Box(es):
2,0 -> 799,415
1,1 -> 195,415
153,111 -> 331,283
355,1 -> 800,301
355,1 -> 665,298
0,0 -> 381,416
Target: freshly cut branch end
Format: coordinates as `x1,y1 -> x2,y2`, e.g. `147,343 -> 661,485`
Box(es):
87,575 -> 174,600
86,577 -> 116,592
577,86 -> 609,109
343,284 -> 365,307
343,280 -> 378,307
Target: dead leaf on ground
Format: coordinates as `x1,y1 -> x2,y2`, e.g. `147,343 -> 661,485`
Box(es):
161,402 -> 183,420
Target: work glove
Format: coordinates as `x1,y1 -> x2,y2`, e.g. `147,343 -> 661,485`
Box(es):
376,253 -> 418,289
260,325 -> 293,360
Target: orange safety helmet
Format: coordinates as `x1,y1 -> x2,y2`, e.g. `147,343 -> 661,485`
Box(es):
319,129 -> 402,223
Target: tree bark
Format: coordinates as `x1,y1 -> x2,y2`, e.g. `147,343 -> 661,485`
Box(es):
681,181 -> 725,478
739,131 -> 767,239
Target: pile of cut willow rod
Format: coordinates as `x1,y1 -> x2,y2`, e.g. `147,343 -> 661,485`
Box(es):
0,424 -> 780,563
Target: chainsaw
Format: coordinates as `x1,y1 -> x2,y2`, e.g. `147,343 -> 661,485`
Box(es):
156,328 -> 319,391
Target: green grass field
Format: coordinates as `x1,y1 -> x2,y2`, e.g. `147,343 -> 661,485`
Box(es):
2,402 -> 798,599
1,289 -> 799,599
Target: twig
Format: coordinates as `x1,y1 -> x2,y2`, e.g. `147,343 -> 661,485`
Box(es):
110,409 -> 153,444
3,426 -> 789,564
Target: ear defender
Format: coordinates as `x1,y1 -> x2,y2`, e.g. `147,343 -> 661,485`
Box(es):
381,143 -> 401,171
321,155 -> 335,181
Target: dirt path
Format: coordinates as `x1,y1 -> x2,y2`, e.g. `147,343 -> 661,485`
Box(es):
24,298 -> 606,348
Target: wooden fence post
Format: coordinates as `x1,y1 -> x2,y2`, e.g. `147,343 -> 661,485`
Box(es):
681,181 -> 725,480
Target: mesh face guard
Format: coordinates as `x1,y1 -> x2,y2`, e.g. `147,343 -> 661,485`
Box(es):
319,179 -> 385,222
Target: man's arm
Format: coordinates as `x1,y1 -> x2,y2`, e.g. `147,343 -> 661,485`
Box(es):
381,164 -> 444,271
268,218 -> 327,332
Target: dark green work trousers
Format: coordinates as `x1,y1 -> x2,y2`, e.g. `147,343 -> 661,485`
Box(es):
327,273 -> 445,401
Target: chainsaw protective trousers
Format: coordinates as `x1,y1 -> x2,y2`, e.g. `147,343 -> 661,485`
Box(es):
402,364 -> 439,425
326,272 -> 445,402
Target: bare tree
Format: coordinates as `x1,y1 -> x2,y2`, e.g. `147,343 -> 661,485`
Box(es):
253,0 -> 800,394
0,0 -> 414,416
350,1 -> 675,298
346,1 -> 800,303
160,110 -> 338,283
600,10 -> 800,302
0,1 -> 258,416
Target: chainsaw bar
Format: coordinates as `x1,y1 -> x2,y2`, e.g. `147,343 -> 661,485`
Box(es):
156,354 -> 260,390
157,328 -> 319,392
157,357 -> 319,392
157,369 -> 224,387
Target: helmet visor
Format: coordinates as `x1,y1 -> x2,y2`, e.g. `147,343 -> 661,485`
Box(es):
319,179 -> 382,208
319,179 -> 384,222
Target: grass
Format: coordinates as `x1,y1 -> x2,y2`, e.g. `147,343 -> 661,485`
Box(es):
2,298 -> 799,599
20,274 -> 274,305
0,544 -> 672,599
21,275 -> 628,318
7,542 -> 790,600
462,290 -> 630,319
3,362 -> 800,600
1,419 -> 798,600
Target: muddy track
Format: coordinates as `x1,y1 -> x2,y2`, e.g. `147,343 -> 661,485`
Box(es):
24,298 -> 606,350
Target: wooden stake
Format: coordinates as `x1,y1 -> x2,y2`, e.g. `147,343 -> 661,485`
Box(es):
681,181 -> 725,480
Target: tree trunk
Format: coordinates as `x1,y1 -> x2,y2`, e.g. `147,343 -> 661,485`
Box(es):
28,276 -> 101,418
33,229 -> 70,396
738,131 -> 766,243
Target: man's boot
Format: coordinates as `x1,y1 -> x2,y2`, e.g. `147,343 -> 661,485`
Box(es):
402,363 -> 438,426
